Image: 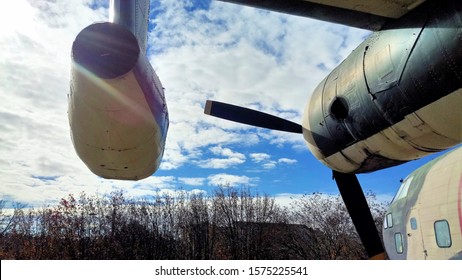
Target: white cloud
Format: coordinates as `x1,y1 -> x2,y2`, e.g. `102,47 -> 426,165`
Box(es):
194,146 -> 246,169
178,177 -> 206,186
249,154 -> 297,170
210,146 -> 245,160
0,0 -> 371,206
134,176 -> 177,189
149,0 -> 369,166
262,161 -> 277,170
0,0 -> 112,206
250,153 -> 277,169
196,157 -> 245,169
250,153 -> 271,163
159,142 -> 190,170
207,173 -> 258,187
278,158 -> 298,164
150,1 -> 368,166
274,193 -> 305,208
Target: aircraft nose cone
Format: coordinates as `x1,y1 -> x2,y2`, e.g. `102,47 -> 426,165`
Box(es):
72,22 -> 140,79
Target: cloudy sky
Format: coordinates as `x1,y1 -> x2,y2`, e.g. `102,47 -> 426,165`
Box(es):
0,0 -> 449,207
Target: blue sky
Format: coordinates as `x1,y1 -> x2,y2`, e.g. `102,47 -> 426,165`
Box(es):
0,0 -> 452,207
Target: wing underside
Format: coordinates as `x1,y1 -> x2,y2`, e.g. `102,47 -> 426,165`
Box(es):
217,0 -> 427,30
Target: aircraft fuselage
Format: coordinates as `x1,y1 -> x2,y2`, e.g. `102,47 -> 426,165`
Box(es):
383,146 -> 462,260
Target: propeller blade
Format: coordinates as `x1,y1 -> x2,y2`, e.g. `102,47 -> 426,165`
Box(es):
204,100 -> 303,134
333,171 -> 386,259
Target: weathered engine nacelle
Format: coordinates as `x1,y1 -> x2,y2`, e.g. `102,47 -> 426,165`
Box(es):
69,0 -> 168,180
303,3 -> 462,173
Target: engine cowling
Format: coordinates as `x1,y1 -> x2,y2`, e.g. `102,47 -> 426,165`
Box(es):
69,22 -> 168,180
303,3 -> 462,173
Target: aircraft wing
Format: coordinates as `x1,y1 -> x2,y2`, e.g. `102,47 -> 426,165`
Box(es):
217,0 -> 427,30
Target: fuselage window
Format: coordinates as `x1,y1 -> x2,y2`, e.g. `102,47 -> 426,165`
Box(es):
395,233 -> 404,254
434,220 -> 452,248
410,217 -> 417,230
383,217 -> 388,229
392,176 -> 413,202
386,213 -> 393,228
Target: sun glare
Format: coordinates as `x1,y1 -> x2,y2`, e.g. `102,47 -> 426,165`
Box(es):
0,1 -> 36,37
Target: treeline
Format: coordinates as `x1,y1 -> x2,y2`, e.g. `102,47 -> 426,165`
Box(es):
0,187 -> 386,260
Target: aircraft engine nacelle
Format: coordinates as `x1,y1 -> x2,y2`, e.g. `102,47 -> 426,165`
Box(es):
302,3 -> 462,173
69,22 -> 168,180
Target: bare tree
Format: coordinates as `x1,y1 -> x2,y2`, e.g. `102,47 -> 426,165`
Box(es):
290,192 -> 387,259
211,186 -> 289,259
0,200 -> 16,237
0,188 -> 387,260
